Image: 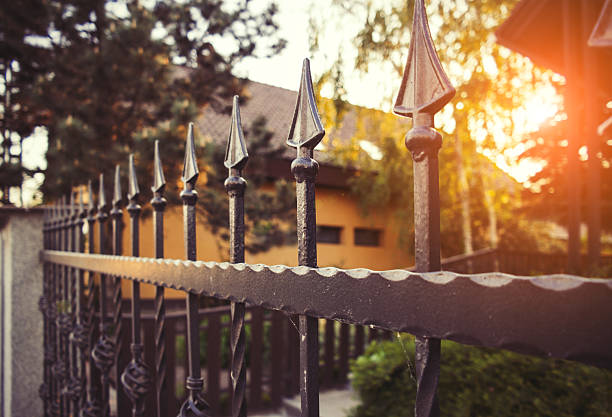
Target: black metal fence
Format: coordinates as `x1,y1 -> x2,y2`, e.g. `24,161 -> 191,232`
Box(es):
39,2 -> 612,417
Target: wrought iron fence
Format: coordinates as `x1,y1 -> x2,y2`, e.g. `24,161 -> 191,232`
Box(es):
39,1 -> 612,417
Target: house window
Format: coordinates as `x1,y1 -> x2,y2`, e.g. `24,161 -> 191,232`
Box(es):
317,226 -> 342,244
354,228 -> 382,247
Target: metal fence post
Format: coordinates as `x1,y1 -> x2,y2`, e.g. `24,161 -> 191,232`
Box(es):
393,1 -> 455,416
71,188 -> 89,411
178,123 -> 212,417
111,165 -> 130,417
224,95 -> 249,417
151,140 -> 168,417
67,191 -> 81,411
92,173 -> 115,417
121,154 -> 152,416
82,180 -> 103,417
59,196 -> 71,416
287,58 -> 325,417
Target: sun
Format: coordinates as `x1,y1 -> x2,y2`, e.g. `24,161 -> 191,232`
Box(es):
513,85 -> 561,135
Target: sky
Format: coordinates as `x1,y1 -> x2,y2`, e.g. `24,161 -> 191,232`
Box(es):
230,0 -> 399,109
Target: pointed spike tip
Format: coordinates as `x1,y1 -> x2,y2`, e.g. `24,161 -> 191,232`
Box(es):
182,122 -> 199,184
152,140 -> 166,193
287,58 -> 325,149
98,173 -> 107,210
393,0 -> 455,119
224,95 -> 249,170
69,191 -> 75,214
87,180 -> 94,211
112,164 -> 122,206
128,154 -> 140,200
78,185 -> 84,212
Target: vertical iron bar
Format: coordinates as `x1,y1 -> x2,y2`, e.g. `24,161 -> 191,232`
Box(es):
92,174 -> 115,417
71,188 -> 88,413
178,123 -> 211,417
151,140 -> 168,417
111,165 -> 130,417
67,192 -> 81,412
287,58 -> 325,417
60,196 -> 71,417
323,320 -> 334,387
392,1 -> 455,416
82,180 -> 103,417
224,95 -> 248,417
121,154 -> 152,416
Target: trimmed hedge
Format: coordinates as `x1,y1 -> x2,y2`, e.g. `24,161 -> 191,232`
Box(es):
349,335 -> 611,417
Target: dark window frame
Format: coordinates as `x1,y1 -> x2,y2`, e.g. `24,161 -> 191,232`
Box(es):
317,225 -> 342,244
353,228 -> 382,247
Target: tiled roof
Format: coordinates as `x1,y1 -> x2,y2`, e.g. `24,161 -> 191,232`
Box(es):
195,81 -> 296,149
194,80 -> 358,160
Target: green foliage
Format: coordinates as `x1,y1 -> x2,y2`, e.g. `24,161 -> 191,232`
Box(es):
350,335 -> 612,417
0,0 -> 51,203
33,0 -> 284,198
4,0 -> 296,252
310,0 -> 561,258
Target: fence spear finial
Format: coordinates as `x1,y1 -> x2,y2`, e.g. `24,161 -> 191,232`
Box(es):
69,190 -> 75,217
393,2 -> 452,417
393,0 -> 455,122
287,58 -> 325,150
98,173 -> 108,213
224,96 -> 249,171
224,94 -> 248,417
152,140 -> 166,194
112,164 -> 122,210
87,180 -> 96,216
128,154 -> 140,202
78,185 -> 85,215
182,122 -> 199,187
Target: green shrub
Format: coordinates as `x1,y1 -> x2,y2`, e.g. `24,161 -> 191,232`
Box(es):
349,335 -> 611,417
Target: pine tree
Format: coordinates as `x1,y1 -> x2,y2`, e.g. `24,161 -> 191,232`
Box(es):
3,0 -> 295,252
0,0 -> 51,204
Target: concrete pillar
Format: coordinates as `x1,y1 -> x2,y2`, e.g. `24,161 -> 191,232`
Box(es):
0,208 -> 43,416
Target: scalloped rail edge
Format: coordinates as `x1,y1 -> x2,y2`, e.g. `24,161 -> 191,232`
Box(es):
43,250 -> 612,370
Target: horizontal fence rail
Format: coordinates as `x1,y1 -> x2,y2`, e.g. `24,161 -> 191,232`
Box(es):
42,250 -> 612,370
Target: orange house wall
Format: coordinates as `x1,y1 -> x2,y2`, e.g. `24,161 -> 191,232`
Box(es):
118,187 -> 413,299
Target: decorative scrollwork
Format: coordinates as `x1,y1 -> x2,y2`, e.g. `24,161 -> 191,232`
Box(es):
53,360 -> 68,382
65,377 -> 82,402
178,395 -> 211,417
48,301 -> 57,323
92,335 -> 115,374
80,399 -> 102,417
177,377 -> 211,417
70,322 -> 89,349
121,344 -> 152,413
44,346 -> 56,364
57,312 -> 72,336
49,398 -> 61,417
